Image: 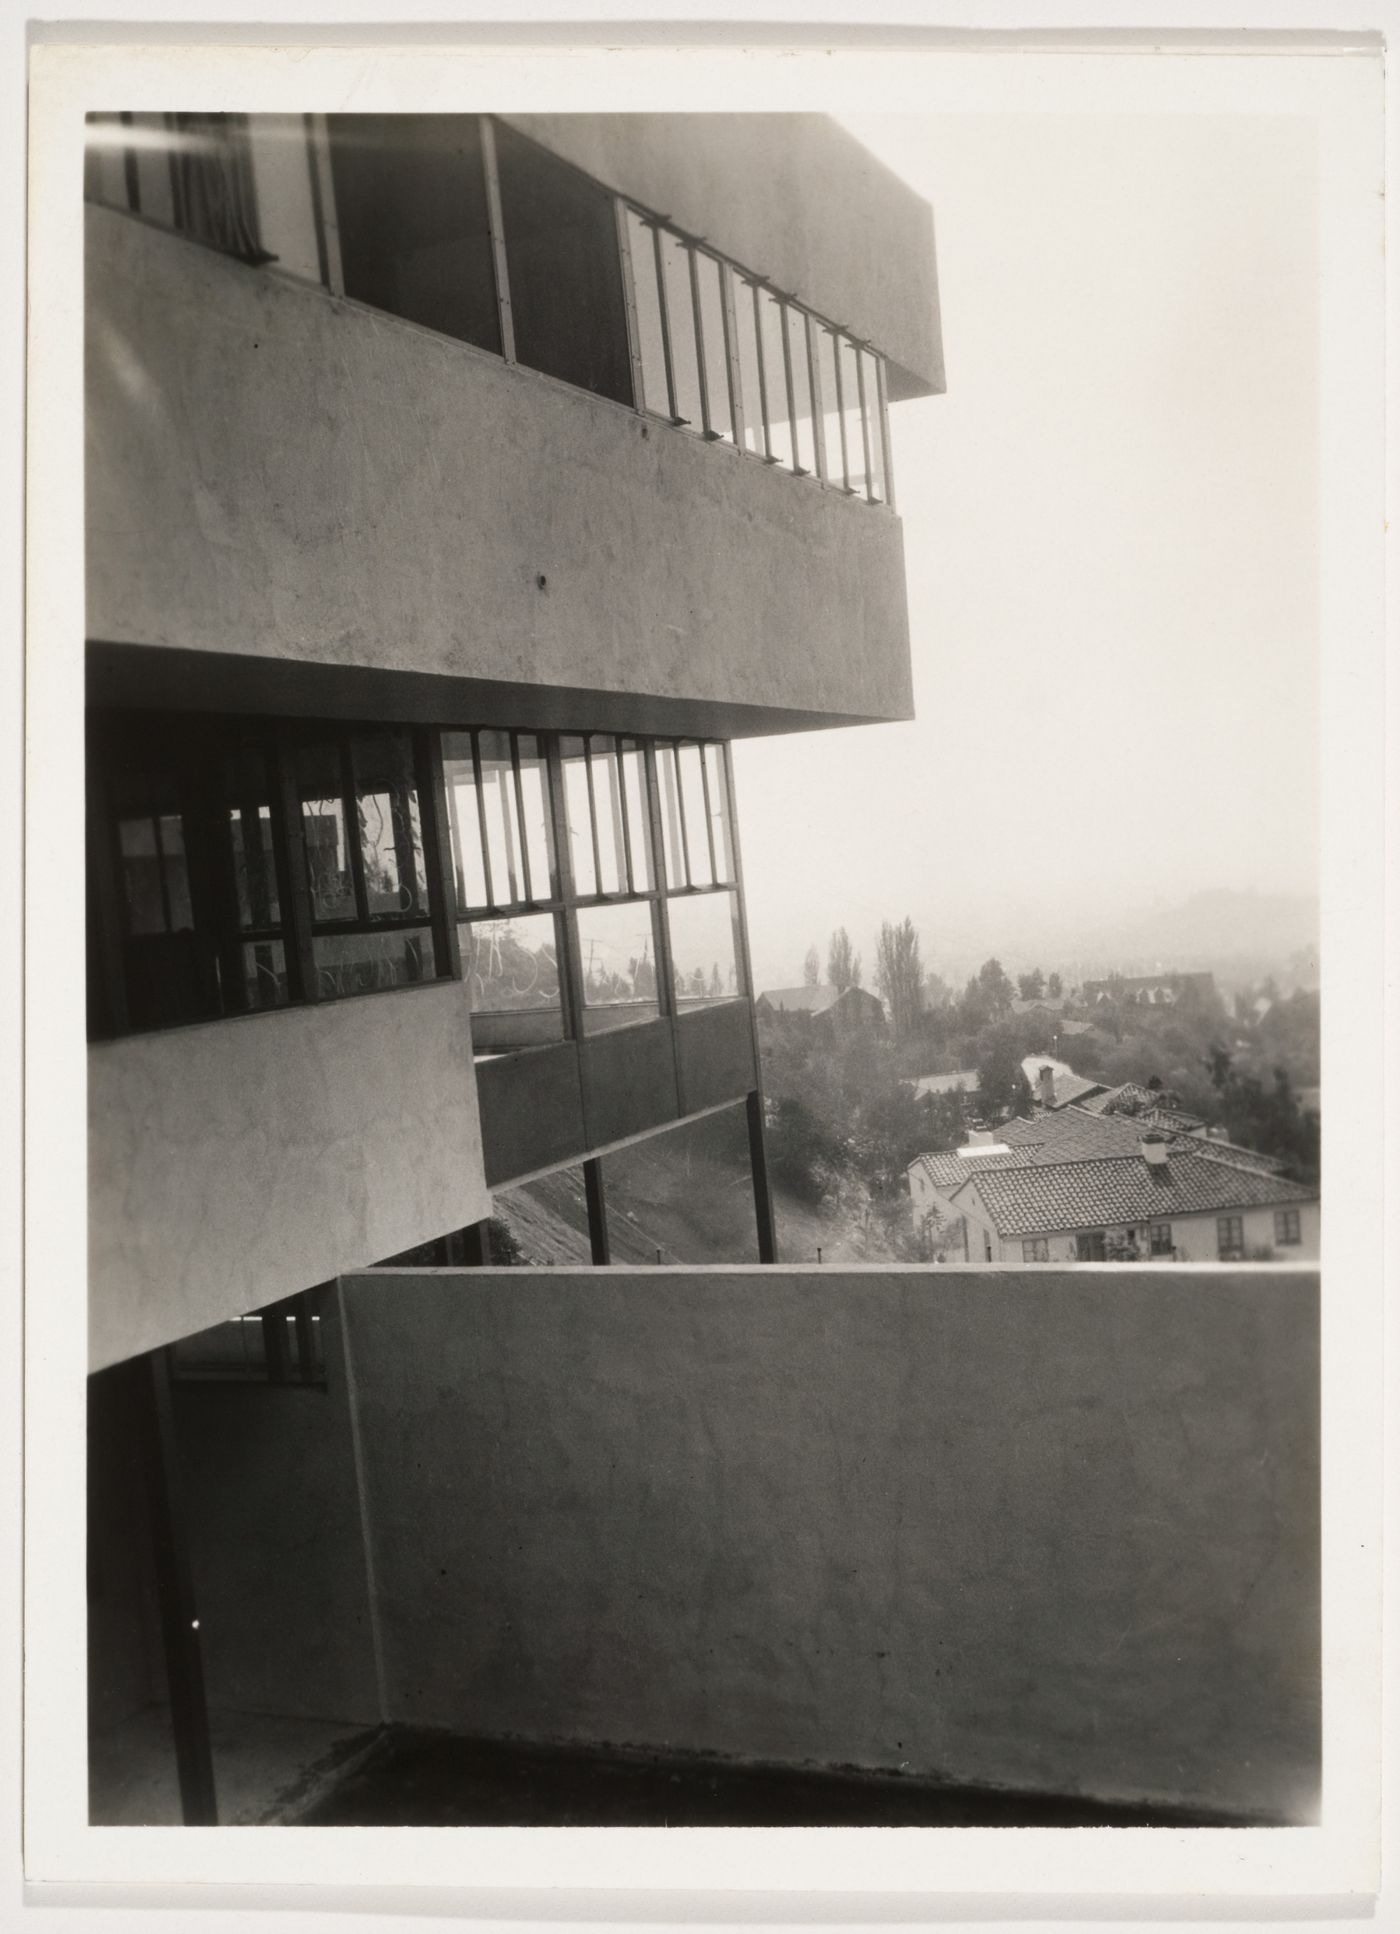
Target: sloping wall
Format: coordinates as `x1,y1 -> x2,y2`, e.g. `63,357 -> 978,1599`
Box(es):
339,1265 -> 1320,1821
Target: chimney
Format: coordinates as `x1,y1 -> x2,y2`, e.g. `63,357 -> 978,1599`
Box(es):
1039,1064 -> 1055,1108
967,1129 -> 996,1148
1140,1132 -> 1170,1167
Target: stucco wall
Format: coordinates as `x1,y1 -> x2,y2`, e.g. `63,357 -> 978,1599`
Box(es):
502,113 -> 943,399
88,981 -> 489,1370
86,208 -> 914,737
340,1265 -> 1319,1820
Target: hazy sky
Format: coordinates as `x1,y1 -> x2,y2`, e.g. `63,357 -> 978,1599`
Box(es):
735,111 -> 1319,992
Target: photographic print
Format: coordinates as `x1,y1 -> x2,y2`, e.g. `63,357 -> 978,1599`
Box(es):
21,28 -> 1386,1903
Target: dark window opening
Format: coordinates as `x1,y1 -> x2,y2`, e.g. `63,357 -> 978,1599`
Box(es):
327,114 -> 501,353
493,120 -> 632,406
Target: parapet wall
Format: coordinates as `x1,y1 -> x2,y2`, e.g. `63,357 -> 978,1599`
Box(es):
340,1264 -> 1320,1820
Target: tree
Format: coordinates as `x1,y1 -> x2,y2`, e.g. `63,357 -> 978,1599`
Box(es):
803,944 -> 821,987
874,918 -> 924,1039
1047,972 -> 1063,999
1017,967 -> 1046,1002
827,927 -> 861,995
976,957 -> 1015,1016
976,1023 -> 1034,1122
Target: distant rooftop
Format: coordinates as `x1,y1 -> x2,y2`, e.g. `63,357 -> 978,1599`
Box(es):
960,1152 -> 1315,1239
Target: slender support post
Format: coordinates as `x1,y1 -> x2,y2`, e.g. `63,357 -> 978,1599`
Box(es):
583,1158 -> 610,1265
135,1349 -> 218,1825
745,1089 -> 779,1265
460,1219 -> 491,1267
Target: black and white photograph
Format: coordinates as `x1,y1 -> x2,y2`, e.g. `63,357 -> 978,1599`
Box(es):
17,20 -> 1390,1908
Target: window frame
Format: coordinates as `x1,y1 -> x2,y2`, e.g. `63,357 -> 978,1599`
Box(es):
1274,1208 -> 1302,1247
1216,1215 -> 1246,1261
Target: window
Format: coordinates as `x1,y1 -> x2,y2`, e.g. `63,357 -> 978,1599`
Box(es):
292,730 -> 436,1001
1148,1221 -> 1174,1257
1022,1238 -> 1049,1263
170,1290 -> 327,1388
1217,1216 -> 1246,1260
560,734 -> 662,1035
1274,1209 -> 1302,1246
328,115 -> 501,353
493,120 -> 632,405
1075,1230 -> 1107,1261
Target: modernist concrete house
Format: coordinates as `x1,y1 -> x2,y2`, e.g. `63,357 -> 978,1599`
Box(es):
83,112 -> 1318,1833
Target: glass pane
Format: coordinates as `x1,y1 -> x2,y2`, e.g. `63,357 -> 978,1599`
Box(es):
676,743 -> 713,888
516,734 -> 555,901
695,254 -> 734,441
84,113 -> 131,208
477,730 -> 523,904
352,730 -> 428,918
668,889 -> 743,1008
619,740 -> 653,892
312,927 -> 434,1001
130,113 -> 175,227
786,308 -> 816,474
494,120 -> 632,407
817,325 -> 844,486
839,335 -> 867,496
862,348 -> 888,503
660,232 -> 702,428
154,817 -> 193,929
626,211 -> 670,416
223,744 -> 281,928
167,113 -> 263,258
734,279 -> 765,457
462,912 -> 564,1050
296,742 -> 356,923
578,901 -> 660,1035
442,733 -> 490,910
241,938 -> 289,1011
655,743 -> 687,887
703,742 -> 735,882
589,737 -> 627,896
560,737 -> 597,898
247,113 -> 321,282
117,817 -> 166,935
757,288 -> 793,468
327,114 -> 500,353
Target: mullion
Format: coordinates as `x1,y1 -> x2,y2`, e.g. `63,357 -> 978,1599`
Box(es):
779,299 -> 803,474
854,343 -> 876,503
804,312 -> 828,484
150,812 -> 175,933
338,738 -> 371,923
469,731 -> 496,910
669,743 -> 693,889
689,246 -> 719,439
876,355 -> 896,512
750,282 -> 775,461
614,198 -> 648,413
615,744 -> 637,894
508,732 -> 533,906
641,743 -> 679,1018
649,220 -> 681,422
832,333 -> 853,492
696,742 -> 720,884
581,738 -> 606,897
719,265 -> 746,450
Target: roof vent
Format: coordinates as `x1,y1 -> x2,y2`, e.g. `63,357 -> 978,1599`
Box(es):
966,1129 -> 996,1147
1140,1132 -> 1170,1167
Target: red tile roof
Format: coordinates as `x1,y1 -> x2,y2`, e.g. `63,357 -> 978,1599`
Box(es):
961,1153 -> 1315,1238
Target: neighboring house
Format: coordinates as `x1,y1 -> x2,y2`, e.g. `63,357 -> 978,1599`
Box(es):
1080,971 -> 1217,1007
756,985 -> 887,1030
908,1107 -> 1313,1262
83,110 -> 942,1821
1020,1057 -> 1108,1111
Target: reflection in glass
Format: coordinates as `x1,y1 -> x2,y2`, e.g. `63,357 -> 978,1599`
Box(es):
297,743 -> 355,922
462,912 -> 564,1049
313,928 -> 434,1000
589,738 -> 627,896
578,900 -> 660,1034
242,938 -> 289,1011
660,232 -> 702,427
626,211 -> 671,416
695,253 -> 733,441
668,889 -> 743,1007
443,739 -> 490,909
561,737 -> 597,898
354,729 -> 426,917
